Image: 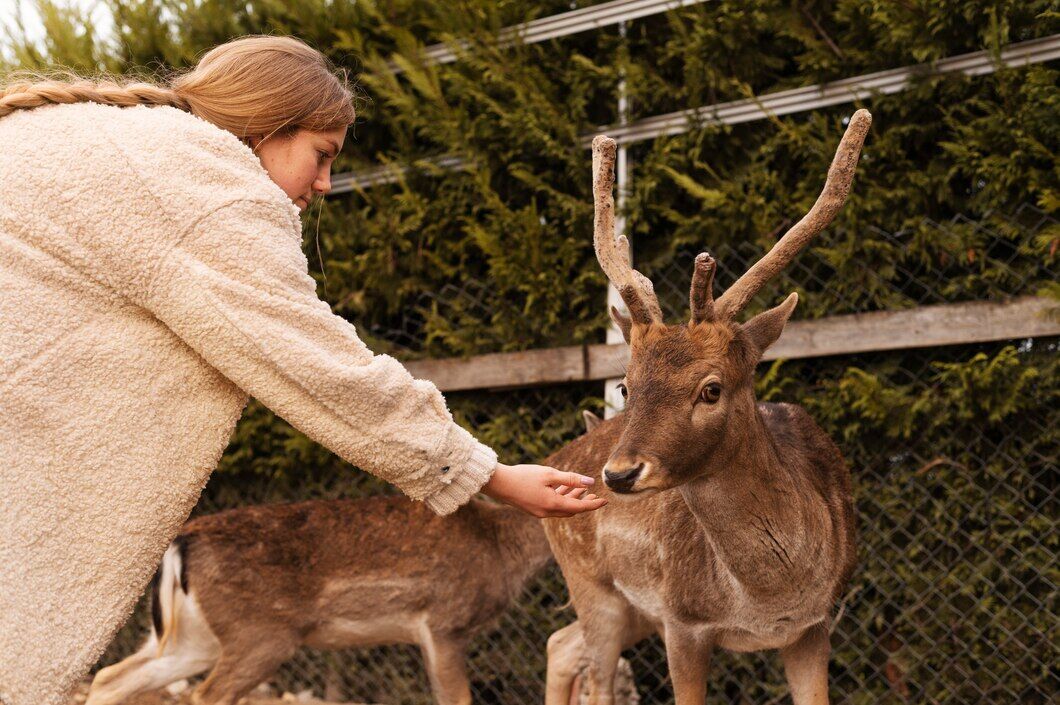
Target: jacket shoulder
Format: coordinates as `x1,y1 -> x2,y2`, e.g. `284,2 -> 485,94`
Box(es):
0,102 -> 293,217
108,104 -> 295,215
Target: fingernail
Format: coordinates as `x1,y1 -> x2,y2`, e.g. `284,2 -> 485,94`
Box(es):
580,475 -> 595,486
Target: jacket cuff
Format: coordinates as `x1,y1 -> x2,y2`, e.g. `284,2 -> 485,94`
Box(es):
423,439 -> 498,516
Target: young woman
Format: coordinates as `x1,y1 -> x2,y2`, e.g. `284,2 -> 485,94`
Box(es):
0,35 -> 604,705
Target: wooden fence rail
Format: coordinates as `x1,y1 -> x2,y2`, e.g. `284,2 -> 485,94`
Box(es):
404,297 -> 1059,392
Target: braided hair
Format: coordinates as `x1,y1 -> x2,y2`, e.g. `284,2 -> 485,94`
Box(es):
0,35 -> 355,142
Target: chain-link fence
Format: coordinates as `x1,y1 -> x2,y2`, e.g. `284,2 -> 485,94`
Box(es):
93,206 -> 1057,704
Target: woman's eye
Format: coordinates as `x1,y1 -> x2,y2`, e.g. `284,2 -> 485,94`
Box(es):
700,383 -> 721,404
617,383 -> 628,399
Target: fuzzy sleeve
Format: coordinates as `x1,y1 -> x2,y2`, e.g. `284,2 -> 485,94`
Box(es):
138,198 -> 497,515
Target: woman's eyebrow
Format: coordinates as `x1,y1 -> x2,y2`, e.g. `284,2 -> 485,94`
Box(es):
325,139 -> 340,155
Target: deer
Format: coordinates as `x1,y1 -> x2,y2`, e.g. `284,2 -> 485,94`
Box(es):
542,110 -> 871,705
85,494 -> 554,705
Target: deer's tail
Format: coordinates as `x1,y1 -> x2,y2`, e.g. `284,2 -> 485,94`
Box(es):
151,535 -> 189,655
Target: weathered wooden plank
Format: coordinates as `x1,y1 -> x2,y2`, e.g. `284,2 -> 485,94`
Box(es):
404,345 -> 586,391
404,297 -> 1059,392
764,295 -> 1058,361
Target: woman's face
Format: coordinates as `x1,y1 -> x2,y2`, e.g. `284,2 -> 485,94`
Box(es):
250,127 -> 347,212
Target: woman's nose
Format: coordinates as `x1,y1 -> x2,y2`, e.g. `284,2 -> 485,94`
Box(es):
314,172 -> 332,195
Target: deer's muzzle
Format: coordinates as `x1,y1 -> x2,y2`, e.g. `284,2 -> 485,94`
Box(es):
603,462 -> 645,494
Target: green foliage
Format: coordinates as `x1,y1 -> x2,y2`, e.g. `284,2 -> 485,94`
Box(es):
4,1 -> 1055,343
4,2 -> 1056,702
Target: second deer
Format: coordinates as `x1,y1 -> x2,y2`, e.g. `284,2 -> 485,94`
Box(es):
86,495 -> 552,705
544,111 -> 871,705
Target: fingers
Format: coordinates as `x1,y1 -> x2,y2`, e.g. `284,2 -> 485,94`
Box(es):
554,486 -> 591,499
540,487 -> 604,517
547,469 -> 596,488
547,493 -> 608,517
540,467 -> 604,516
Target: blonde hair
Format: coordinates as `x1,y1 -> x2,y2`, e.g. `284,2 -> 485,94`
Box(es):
0,35 -> 355,142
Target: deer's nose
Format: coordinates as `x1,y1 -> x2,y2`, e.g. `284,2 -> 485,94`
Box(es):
604,463 -> 644,493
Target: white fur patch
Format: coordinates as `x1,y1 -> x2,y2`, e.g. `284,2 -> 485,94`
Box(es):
85,591 -> 218,705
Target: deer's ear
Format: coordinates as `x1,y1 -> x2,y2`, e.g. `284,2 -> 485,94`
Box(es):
741,293 -> 798,355
582,410 -> 602,432
610,305 -> 632,344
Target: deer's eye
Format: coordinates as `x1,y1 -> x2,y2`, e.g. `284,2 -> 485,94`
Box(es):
617,383 -> 628,399
699,382 -> 722,404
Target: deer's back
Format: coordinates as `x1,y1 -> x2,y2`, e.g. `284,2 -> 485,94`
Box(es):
179,496 -> 527,644
758,401 -> 857,595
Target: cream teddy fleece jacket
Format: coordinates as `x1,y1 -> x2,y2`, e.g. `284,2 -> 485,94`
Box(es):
0,102 -> 498,705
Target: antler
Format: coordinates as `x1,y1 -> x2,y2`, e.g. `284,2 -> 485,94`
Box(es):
592,135 -> 662,324
689,252 -> 717,324
715,109 -> 872,320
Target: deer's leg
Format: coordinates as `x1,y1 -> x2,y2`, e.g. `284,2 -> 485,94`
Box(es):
191,633 -> 296,705
420,631 -> 471,705
545,620 -> 587,705
579,594 -> 640,705
780,624 -> 831,705
663,624 -> 712,705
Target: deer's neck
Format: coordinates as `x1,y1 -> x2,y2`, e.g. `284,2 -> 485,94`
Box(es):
678,410 -> 830,591
490,506 -> 553,597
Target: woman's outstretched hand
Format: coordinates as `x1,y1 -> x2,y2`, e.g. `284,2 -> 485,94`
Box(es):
481,463 -> 608,518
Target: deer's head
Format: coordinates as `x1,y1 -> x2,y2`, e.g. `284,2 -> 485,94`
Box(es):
594,111 -> 871,495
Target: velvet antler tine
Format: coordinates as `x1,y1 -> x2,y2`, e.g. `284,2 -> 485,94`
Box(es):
689,252 -> 717,324
631,270 -> 663,321
716,110 -> 871,320
619,284 -> 654,323
592,135 -> 662,324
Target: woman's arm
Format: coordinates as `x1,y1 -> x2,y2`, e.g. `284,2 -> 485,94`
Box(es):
137,199 -> 604,516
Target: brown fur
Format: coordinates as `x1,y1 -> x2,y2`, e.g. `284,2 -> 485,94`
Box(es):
88,496 -> 552,705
